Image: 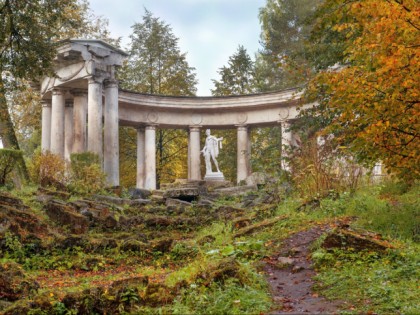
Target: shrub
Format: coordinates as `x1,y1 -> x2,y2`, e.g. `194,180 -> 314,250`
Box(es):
69,152 -> 105,195
28,150 -> 67,189
0,148 -> 23,186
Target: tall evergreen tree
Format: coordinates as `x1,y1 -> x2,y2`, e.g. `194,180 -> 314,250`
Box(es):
119,9 -> 197,187
211,45 -> 256,96
257,0 -> 322,91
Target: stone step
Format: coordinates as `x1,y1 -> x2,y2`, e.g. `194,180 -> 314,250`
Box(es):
152,190 -> 165,197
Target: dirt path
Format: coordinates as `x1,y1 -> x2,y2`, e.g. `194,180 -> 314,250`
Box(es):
264,225 -> 343,314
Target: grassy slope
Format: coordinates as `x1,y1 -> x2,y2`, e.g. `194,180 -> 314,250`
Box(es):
1,180 -> 419,314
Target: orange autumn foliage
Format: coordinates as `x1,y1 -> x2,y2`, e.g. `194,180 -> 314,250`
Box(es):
308,0 -> 419,180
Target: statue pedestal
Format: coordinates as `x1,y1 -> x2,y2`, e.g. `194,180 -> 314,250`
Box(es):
204,172 -> 225,181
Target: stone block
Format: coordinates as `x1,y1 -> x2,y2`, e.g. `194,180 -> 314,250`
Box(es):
163,187 -> 199,202
128,188 -> 152,200
45,200 -> 89,234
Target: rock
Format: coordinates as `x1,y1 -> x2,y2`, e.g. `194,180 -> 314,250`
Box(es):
128,188 -> 152,200
321,228 -> 393,252
45,200 -> 89,234
291,265 -> 305,273
166,198 -> 192,208
163,187 -> 200,202
37,187 -> 70,200
276,257 -> 295,268
197,198 -> 214,206
0,193 -> 30,211
93,195 -> 130,206
245,172 -> 269,187
214,185 -> 258,197
0,194 -> 49,239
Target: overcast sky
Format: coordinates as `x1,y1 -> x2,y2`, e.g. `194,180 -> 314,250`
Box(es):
89,0 -> 266,96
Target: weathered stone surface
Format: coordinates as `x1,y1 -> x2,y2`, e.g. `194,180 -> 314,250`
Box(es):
128,187 -> 152,199
214,185 -> 258,196
276,257 -> 295,268
245,172 -> 270,186
166,198 -> 192,208
0,193 -> 49,240
45,200 -> 88,234
93,194 -> 130,206
37,187 -> 70,200
322,228 -> 393,252
0,193 -> 29,211
163,187 -> 199,201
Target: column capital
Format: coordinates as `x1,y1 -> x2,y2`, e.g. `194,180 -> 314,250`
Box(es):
136,125 -> 145,131
189,126 -> 201,132
41,99 -> 51,107
236,125 -> 248,131
145,125 -> 157,131
103,79 -> 118,89
52,88 -> 66,96
71,89 -> 88,97
88,76 -> 104,85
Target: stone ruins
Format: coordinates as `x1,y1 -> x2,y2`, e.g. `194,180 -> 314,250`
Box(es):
39,39 -> 309,190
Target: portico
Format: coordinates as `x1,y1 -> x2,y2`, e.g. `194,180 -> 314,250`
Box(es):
40,39 -> 307,190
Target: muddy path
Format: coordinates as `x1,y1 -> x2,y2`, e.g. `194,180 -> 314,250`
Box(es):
263,225 -> 343,314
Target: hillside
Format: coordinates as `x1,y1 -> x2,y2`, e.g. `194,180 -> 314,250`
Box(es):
0,180 -> 419,314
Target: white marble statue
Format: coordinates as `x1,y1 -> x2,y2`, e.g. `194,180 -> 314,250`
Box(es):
201,129 -> 223,174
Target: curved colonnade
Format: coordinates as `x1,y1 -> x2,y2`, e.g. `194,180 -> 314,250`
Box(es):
40,39 -> 305,189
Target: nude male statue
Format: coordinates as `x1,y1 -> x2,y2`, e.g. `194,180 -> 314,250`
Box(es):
201,129 -> 223,174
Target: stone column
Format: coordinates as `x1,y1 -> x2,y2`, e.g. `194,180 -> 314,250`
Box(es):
189,126 -> 201,180
41,100 -> 52,152
136,127 -> 145,189
64,100 -> 74,161
237,125 -> 249,183
104,79 -> 119,186
87,76 -> 103,160
144,125 -> 156,190
50,88 -> 66,156
281,121 -> 292,171
247,127 -> 252,176
187,129 -> 191,180
72,90 -> 87,153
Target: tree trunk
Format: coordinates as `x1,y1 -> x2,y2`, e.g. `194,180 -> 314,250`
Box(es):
0,78 -> 30,181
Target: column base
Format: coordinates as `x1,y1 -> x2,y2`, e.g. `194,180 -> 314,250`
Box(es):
204,172 -> 225,181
